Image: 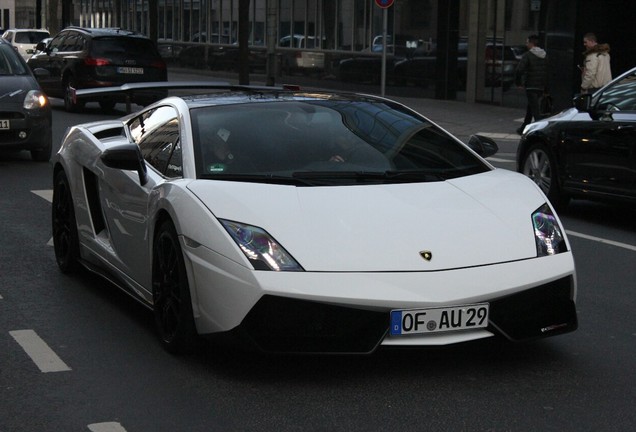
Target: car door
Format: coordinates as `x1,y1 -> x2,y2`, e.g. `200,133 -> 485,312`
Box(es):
28,31 -> 67,96
561,74 -> 636,199
98,105 -> 181,290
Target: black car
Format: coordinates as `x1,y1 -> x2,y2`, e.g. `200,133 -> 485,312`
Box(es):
337,34 -> 418,84
0,38 -> 52,161
27,27 -> 167,112
517,66 -> 636,208
393,42 -> 522,90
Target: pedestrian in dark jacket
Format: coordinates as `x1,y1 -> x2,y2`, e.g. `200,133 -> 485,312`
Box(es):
515,34 -> 548,134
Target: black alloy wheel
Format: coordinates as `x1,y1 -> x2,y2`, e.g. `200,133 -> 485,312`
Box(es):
52,170 -> 81,273
152,220 -> 197,354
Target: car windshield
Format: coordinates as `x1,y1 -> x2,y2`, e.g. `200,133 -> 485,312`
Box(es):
191,99 -> 490,185
15,31 -> 49,44
593,71 -> 636,111
0,44 -> 28,75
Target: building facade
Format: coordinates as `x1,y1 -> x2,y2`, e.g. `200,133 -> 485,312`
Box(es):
12,0 -> 636,110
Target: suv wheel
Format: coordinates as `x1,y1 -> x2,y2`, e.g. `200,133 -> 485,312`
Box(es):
99,99 -> 117,112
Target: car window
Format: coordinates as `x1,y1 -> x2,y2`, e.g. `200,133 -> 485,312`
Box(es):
91,37 -> 160,59
190,99 -> 489,182
60,32 -> 85,51
48,33 -> 67,52
595,71 -> 636,111
15,31 -> 49,44
129,106 -> 182,177
0,43 -> 28,74
279,37 -> 293,48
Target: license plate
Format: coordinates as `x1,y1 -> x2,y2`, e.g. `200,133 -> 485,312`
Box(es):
117,67 -> 144,74
0,119 -> 9,129
390,303 -> 489,335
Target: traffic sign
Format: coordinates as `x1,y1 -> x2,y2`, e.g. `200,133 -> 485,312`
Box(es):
375,0 -> 394,9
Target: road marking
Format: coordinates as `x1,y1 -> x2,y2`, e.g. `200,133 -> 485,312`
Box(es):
477,132 -> 519,140
9,329 -> 72,373
33,190 -> 55,246
566,230 -> 636,252
88,422 -> 128,432
32,189 -> 53,203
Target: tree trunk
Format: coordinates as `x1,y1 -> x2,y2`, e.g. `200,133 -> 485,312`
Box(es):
238,0 -> 251,85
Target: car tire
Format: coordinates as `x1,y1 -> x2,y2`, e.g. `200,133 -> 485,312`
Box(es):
64,77 -> 84,113
152,219 -> 198,354
52,170 -> 81,273
31,136 -> 52,162
521,143 -> 569,208
99,99 -> 117,112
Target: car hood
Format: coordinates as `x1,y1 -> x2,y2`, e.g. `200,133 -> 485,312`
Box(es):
0,76 -> 37,107
187,169 -> 549,272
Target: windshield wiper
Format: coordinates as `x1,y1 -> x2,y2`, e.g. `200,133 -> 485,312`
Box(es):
383,170 -> 447,181
199,173 -> 315,186
292,170 -> 445,184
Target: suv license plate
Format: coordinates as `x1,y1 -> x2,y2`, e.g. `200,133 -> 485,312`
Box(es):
117,67 -> 144,74
0,120 -> 10,129
390,303 -> 489,335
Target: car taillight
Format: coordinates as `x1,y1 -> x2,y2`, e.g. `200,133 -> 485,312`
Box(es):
151,59 -> 167,69
84,57 -> 111,66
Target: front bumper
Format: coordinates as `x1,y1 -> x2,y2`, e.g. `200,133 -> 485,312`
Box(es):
0,108 -> 51,151
233,275 -> 576,353
186,243 -> 577,353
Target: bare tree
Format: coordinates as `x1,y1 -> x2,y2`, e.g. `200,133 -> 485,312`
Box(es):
48,0 -> 60,34
147,0 -> 158,41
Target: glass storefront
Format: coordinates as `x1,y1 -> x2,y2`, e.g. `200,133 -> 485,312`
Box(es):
70,1 -> 579,109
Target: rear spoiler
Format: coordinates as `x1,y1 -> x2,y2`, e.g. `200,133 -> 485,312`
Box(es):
74,81 -> 299,113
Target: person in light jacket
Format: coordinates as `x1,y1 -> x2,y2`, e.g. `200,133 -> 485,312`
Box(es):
515,34 -> 548,135
580,32 -> 612,94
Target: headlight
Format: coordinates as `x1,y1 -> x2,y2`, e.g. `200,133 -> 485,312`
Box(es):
23,90 -> 48,110
220,219 -> 303,271
532,203 -> 567,256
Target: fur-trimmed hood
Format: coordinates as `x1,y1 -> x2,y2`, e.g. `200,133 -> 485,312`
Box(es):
584,43 -> 610,56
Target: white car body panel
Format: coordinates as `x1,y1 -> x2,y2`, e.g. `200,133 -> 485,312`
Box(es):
52,87 -> 577,353
187,169 -> 549,272
187,247 -> 575,336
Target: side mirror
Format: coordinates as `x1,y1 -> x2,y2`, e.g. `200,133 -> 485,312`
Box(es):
467,134 -> 499,158
35,41 -> 48,52
573,93 -> 592,112
100,143 -> 148,186
32,68 -> 50,79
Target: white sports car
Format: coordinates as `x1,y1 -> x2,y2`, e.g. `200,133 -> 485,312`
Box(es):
52,83 -> 577,354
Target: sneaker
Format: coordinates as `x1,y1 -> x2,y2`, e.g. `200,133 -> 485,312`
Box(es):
516,125 -> 526,135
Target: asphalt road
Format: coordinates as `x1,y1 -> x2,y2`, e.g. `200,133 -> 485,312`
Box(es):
1,95 -> 635,432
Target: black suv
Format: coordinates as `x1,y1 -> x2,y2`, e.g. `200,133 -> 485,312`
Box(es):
27,27 -> 167,112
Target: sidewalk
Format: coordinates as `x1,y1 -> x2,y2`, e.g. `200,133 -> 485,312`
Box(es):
168,67 -> 525,155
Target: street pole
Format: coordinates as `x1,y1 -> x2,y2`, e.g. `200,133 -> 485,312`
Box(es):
381,8 -> 387,97
266,0 -> 278,86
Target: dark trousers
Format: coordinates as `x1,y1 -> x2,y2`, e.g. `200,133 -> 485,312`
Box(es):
523,89 -> 544,126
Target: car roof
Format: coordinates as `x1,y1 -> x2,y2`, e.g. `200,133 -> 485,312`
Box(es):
3,28 -> 49,33
61,26 -> 150,39
180,89 -> 385,109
